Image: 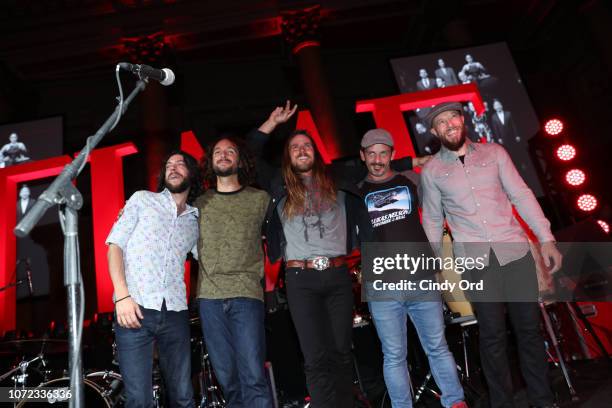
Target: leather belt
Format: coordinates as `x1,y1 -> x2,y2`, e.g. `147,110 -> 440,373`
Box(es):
286,256 -> 347,271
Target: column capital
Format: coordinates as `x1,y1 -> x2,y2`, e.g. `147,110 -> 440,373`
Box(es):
121,31 -> 171,65
281,5 -> 322,55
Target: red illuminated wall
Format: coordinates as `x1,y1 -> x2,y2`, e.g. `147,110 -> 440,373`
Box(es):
0,157 -> 72,333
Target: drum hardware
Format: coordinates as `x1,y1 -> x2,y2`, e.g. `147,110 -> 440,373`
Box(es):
350,340 -> 372,408
408,304 -> 484,405
264,361 -> 280,408
567,302 -> 611,360
14,371 -> 124,407
194,337 -> 225,408
413,370 -> 441,403
151,360 -> 165,408
539,302 -> 579,402
0,354 -> 45,387
352,313 -> 369,329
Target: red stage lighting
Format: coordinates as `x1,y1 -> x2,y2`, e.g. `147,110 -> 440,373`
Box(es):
565,169 -> 586,186
597,220 -> 610,234
556,144 -> 576,161
544,118 -> 564,136
576,194 -> 598,212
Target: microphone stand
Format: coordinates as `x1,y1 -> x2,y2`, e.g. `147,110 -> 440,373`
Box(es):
14,78 -> 147,408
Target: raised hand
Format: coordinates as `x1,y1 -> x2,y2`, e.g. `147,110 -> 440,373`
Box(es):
259,100 -> 298,134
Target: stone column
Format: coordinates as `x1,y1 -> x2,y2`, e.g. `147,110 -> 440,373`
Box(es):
281,5 -> 345,159
123,32 -> 172,191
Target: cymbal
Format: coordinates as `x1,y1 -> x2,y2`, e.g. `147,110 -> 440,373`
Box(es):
0,339 -> 68,355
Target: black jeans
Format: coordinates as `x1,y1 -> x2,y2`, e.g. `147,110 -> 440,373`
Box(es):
285,266 -> 354,408
469,252 -> 553,408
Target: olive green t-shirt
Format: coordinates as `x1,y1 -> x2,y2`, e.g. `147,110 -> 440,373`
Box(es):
195,186 -> 270,301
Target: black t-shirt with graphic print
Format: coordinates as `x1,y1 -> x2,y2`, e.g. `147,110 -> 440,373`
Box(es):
358,173 -> 436,282
358,173 -> 429,243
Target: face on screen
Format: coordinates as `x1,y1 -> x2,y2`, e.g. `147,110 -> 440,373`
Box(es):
19,186 -> 30,199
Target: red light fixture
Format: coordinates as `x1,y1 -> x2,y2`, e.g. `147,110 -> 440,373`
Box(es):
544,118 -> 564,136
556,144 -> 576,161
597,220 -> 610,234
565,169 -> 586,186
576,194 -> 598,212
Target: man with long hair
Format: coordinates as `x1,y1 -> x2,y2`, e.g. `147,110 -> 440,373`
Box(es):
249,102 -> 425,408
420,102 -> 562,408
194,136 -> 273,407
106,150 -> 202,408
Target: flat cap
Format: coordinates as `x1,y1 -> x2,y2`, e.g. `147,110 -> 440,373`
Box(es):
425,102 -> 464,129
361,128 -> 394,149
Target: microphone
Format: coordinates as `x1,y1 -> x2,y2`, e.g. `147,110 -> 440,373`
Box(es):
25,259 -> 33,296
118,62 -> 175,86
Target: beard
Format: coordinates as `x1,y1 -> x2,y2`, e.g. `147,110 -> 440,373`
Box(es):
440,126 -> 467,151
213,164 -> 238,177
292,161 -> 314,174
165,177 -> 190,194
291,155 -> 314,174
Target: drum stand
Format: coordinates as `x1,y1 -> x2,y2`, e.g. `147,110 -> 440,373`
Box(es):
539,302 -> 579,401
196,338 -> 225,408
0,354 -> 46,408
413,314 -> 482,404
0,354 -> 45,385
351,339 -> 372,408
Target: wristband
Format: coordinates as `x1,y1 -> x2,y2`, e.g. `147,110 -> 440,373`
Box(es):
114,294 -> 131,304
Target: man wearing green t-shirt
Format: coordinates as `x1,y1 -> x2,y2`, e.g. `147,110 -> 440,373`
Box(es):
195,136 -> 272,408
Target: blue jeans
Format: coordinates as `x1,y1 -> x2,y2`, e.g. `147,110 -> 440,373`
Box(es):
114,302 -> 194,408
369,298 -> 464,408
199,297 -> 273,408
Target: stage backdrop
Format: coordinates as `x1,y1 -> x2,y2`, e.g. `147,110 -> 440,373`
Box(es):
0,116 -> 63,300
390,42 -> 543,197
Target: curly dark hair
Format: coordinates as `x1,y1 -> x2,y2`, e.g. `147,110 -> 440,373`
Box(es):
201,136 -> 256,190
156,150 -> 203,205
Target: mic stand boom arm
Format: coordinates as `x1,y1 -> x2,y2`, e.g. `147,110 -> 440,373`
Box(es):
14,79 -> 147,408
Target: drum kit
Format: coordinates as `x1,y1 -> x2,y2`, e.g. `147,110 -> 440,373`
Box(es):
0,316 -> 226,407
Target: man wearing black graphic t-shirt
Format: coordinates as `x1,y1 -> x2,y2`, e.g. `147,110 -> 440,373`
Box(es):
357,129 -> 466,408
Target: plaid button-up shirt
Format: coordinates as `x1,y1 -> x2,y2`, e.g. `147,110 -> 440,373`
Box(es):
420,140 -> 555,266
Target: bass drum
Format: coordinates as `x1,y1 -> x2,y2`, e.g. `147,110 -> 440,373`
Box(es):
16,371 -> 124,407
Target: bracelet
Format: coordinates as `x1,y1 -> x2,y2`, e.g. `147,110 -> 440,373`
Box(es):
114,294 -> 131,304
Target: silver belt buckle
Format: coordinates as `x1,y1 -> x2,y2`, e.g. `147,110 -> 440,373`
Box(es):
311,256 -> 330,271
